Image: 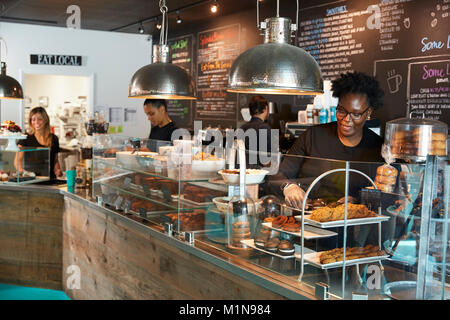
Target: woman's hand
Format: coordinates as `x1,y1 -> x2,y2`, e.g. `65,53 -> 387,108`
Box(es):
54,162 -> 63,177
283,184 -> 306,209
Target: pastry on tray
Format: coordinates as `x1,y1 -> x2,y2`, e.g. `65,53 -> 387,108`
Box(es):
310,203 -> 377,222
319,244 -> 386,264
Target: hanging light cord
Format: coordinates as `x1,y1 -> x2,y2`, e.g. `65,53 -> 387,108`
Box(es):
0,37 -> 8,63
256,0 -> 300,29
159,0 -> 168,46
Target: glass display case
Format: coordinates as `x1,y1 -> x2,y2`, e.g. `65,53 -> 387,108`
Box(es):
0,146 -> 50,184
92,135 -> 449,300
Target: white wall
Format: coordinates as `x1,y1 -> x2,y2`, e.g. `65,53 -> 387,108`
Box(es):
25,74 -> 90,111
0,22 -> 152,138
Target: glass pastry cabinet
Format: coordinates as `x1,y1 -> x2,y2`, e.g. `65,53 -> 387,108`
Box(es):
0,145 -> 50,184
92,134 -> 449,300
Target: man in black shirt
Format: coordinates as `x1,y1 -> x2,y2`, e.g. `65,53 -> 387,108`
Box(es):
143,99 -> 178,152
268,72 -> 385,208
240,95 -> 272,167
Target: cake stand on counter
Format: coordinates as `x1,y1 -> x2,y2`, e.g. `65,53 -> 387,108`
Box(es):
0,133 -> 27,151
296,164 -> 390,299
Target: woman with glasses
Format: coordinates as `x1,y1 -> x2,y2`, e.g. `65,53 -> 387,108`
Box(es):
267,72 -> 384,208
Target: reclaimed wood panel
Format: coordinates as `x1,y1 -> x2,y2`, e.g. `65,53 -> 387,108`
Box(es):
0,190 -> 63,290
63,197 -> 286,300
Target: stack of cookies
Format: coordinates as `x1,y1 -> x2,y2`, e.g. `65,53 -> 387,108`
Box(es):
231,220 -> 251,248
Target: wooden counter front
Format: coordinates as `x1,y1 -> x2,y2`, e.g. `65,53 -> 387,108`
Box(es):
0,186 -> 306,300
62,197 -> 286,299
0,189 -> 63,290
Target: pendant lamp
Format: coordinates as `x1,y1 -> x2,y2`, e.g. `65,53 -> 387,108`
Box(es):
227,0 -> 323,95
128,0 -> 195,100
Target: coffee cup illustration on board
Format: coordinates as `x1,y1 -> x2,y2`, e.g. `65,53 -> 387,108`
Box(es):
403,17 -> 410,29
387,72 -> 402,94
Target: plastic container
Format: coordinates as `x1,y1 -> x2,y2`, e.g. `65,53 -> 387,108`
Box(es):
306,104 -> 314,124
385,117 -> 448,160
319,107 -> 328,124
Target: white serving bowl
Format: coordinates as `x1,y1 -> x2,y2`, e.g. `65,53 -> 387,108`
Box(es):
116,151 -> 158,168
218,169 -> 269,185
212,196 -> 231,213
158,146 -> 174,156
192,159 -> 225,172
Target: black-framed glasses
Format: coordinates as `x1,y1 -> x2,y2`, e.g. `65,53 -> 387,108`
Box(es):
336,106 -> 370,121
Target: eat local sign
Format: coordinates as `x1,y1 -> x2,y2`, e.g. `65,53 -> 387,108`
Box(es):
30,54 -> 82,66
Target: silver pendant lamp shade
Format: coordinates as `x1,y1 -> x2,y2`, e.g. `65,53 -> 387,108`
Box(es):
0,62 -> 23,99
228,14 -> 323,95
128,0 -> 196,100
128,44 -> 195,100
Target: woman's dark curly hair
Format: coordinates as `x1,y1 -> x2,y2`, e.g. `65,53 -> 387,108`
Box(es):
331,72 -> 384,110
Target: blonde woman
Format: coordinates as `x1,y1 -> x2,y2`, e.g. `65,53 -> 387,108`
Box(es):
16,107 -> 62,179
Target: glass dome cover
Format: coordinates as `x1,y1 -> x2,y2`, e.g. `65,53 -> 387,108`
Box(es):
226,195 -> 257,250
385,117 -> 448,160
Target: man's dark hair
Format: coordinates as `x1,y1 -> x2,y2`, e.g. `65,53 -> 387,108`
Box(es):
331,72 -> 384,110
248,95 -> 268,116
143,99 -> 167,111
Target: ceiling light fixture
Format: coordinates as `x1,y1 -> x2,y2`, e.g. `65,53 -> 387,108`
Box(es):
176,11 -> 182,24
210,0 -> 219,13
0,38 -> 23,100
156,19 -> 162,30
128,0 -> 196,100
138,22 -> 144,33
227,0 -> 323,95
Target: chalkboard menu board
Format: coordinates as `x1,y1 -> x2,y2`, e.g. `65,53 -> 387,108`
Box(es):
297,0 -> 450,132
195,24 -> 240,129
166,34 -> 195,129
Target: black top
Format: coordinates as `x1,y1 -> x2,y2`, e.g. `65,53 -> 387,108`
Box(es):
147,121 -> 177,152
240,117 -> 272,168
267,122 -> 384,199
19,134 -> 60,179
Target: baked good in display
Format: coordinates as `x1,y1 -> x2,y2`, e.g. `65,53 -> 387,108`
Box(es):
281,222 -> 301,232
391,129 -> 447,157
0,170 -> 10,182
271,215 -> 287,228
319,244 -> 386,264
183,184 -> 225,203
374,164 -> 398,192
104,148 -> 119,157
392,193 -> 443,218
165,209 -> 206,231
278,240 -> 295,256
231,220 -> 251,247
374,181 -> 393,193
264,237 -> 280,253
271,215 -> 295,229
310,203 -> 377,222
254,237 -> 266,249
256,226 -> 271,240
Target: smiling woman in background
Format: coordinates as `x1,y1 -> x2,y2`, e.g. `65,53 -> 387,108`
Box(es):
268,71 -> 385,208
15,106 -> 62,179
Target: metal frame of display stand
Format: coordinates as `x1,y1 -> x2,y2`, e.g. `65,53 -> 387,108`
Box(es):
297,162 -> 386,299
